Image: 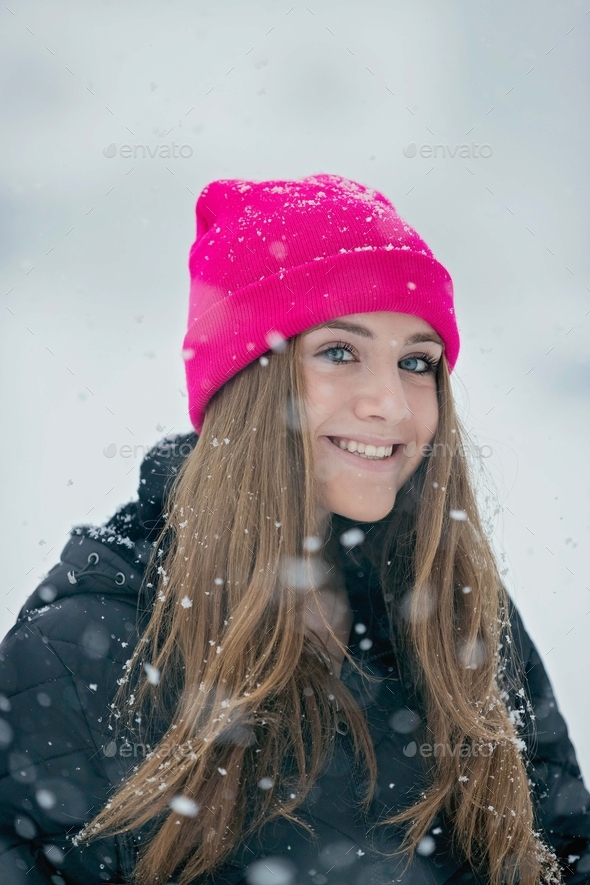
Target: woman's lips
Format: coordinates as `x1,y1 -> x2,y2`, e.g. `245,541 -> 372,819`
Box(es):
320,435 -> 405,472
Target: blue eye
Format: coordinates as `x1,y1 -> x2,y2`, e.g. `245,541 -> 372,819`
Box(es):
317,341 -> 356,364
399,353 -> 440,375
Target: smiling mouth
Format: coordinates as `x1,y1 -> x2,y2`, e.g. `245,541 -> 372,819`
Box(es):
328,436 -> 400,461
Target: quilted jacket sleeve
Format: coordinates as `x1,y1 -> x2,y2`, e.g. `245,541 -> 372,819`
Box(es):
0,597 -> 133,884
508,600 -> 590,883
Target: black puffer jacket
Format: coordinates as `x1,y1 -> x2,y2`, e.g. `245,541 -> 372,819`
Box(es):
1,434 -> 589,884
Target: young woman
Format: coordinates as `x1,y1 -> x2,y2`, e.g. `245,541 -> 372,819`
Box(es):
1,174 -> 589,885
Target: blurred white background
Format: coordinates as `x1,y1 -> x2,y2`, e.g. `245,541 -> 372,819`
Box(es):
1,1 -> 588,777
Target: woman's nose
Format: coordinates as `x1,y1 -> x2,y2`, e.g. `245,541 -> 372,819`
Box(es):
352,365 -> 412,423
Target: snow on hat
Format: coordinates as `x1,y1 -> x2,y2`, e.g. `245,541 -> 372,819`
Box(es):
182,173 -> 459,432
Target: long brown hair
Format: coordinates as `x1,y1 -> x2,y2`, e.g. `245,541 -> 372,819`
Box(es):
77,333 -> 562,885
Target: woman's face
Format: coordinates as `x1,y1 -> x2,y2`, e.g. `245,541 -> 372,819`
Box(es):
299,311 -> 443,522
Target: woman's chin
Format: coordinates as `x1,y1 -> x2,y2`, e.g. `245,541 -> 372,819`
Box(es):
324,490 -> 396,524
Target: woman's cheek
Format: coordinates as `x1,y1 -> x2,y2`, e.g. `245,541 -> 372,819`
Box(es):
305,385 -> 337,427
317,380 -> 335,398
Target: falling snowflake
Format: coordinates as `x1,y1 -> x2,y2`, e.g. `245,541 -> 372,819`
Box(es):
180,596 -> 193,609
144,663 -> 160,685
339,528 -> 365,547
417,836 -> 436,856
36,789 -> 56,810
169,795 -> 199,817
245,856 -> 296,885
265,331 -> 286,352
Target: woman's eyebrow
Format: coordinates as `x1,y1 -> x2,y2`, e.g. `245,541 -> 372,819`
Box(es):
311,320 -> 444,347
313,320 -> 375,339
404,332 -> 444,347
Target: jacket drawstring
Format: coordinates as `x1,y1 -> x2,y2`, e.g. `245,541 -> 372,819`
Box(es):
66,552 -> 127,587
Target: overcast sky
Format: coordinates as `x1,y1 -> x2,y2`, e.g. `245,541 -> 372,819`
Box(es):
1,0 -> 588,778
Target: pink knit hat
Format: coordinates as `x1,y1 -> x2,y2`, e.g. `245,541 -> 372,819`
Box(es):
183,173 -> 459,433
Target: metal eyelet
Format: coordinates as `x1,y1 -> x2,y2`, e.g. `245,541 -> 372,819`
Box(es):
87,552 -> 100,565
335,716 -> 349,736
115,572 -> 126,586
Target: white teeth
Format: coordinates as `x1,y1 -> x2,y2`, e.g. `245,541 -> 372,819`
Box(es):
332,438 -> 395,460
